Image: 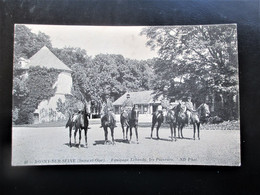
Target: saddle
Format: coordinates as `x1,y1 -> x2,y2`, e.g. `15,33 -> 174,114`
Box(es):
122,107 -> 132,118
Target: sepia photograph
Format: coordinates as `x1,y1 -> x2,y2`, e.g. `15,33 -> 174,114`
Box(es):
12,24 -> 240,166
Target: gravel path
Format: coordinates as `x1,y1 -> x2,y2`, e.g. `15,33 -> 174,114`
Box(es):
12,123 -> 240,166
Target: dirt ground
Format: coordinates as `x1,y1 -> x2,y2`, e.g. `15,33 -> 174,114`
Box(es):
12,121 -> 240,166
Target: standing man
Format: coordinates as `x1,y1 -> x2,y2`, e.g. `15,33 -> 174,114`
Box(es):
100,93 -> 117,128
185,96 -> 195,125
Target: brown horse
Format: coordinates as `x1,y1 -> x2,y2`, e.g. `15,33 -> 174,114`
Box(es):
175,102 -> 210,140
150,111 -> 164,139
65,113 -> 75,147
101,111 -> 116,144
166,108 -> 177,141
120,106 -> 139,143
74,105 -> 90,148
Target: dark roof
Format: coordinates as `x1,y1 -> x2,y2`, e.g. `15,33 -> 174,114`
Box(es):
25,46 -> 72,72
113,90 -> 162,106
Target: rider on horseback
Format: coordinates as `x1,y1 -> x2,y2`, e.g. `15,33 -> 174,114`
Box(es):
100,93 -> 117,128
160,88 -> 170,123
121,93 -> 134,116
184,96 -> 196,125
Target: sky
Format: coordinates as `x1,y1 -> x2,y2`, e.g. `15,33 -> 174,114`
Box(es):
25,24 -> 158,60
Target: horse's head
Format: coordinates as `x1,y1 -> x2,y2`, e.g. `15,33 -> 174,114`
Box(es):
166,109 -> 176,122
65,113 -> 72,128
199,103 -> 210,118
131,106 -> 139,121
177,102 -> 186,114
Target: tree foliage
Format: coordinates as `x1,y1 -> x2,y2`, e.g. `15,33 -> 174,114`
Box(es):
15,67 -> 59,124
52,47 -> 88,68
13,25 -> 162,123
141,25 -> 239,119
71,54 -> 156,104
14,25 -> 52,67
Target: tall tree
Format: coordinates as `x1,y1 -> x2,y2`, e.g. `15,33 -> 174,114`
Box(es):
15,67 -> 59,124
13,24 -> 52,67
141,25 -> 239,119
52,47 -> 88,68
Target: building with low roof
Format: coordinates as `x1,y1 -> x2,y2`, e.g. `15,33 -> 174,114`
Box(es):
113,90 -> 179,114
20,46 -> 73,123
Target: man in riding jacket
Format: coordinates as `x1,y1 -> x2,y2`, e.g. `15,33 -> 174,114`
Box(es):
121,93 -> 134,113
185,96 -> 196,125
100,93 -> 117,128
160,91 -> 170,123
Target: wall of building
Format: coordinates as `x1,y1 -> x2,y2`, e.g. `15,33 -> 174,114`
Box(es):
34,71 -> 73,123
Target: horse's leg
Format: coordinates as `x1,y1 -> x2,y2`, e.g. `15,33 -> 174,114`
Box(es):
178,123 -> 183,139
78,129 -> 82,148
170,123 -> 173,141
69,126 -> 72,147
156,122 -> 161,139
129,127 -> 132,142
193,123 -> 196,140
181,123 -> 184,138
74,127 -> 78,145
177,122 -> 181,138
151,121 -> 155,138
174,124 -> 177,141
121,123 -> 125,140
104,127 -> 108,144
135,126 -> 139,144
126,126 -> 129,140
84,127 -> 88,147
197,122 -> 200,140
110,127 -> 115,145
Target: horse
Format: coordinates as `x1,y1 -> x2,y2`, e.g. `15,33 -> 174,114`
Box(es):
150,110 -> 164,139
65,113 -> 75,147
74,105 -> 90,148
175,102 -> 210,140
166,108 -> 177,141
120,106 -> 139,143
101,110 -> 116,144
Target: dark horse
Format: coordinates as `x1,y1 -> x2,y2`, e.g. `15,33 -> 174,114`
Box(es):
120,106 -> 139,143
175,102 -> 210,140
65,113 -> 75,147
150,110 -> 164,139
166,108 -> 177,141
150,108 -> 177,141
73,104 -> 90,148
101,111 -> 116,144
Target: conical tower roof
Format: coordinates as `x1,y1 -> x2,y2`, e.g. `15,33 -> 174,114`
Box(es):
26,46 -> 72,72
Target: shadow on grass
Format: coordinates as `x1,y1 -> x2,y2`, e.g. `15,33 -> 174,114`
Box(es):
171,136 -> 194,140
93,140 -> 115,145
145,137 -> 173,142
115,139 -> 130,144
64,143 -> 86,148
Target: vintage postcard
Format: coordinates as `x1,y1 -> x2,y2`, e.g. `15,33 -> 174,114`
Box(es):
12,24 -> 240,166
